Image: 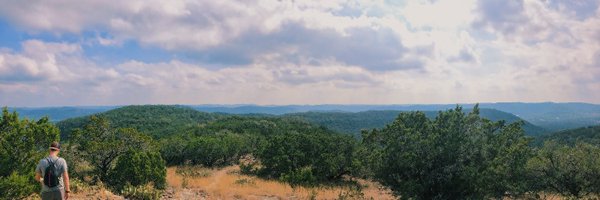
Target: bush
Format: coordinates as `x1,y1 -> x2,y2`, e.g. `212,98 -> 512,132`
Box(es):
364,106 -> 532,199
280,167 -> 317,187
527,141 -> 600,198
71,116 -> 155,183
110,151 -> 167,191
256,131 -> 356,186
0,172 -> 37,199
161,133 -> 252,167
0,108 -> 59,199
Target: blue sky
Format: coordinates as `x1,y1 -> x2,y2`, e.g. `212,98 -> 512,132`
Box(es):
0,0 -> 599,106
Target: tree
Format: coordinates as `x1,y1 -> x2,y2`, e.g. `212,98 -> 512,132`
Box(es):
71,116 -> 154,183
109,150 -> 167,191
0,107 -> 59,199
364,105 -> 532,199
256,131 -> 356,186
527,141 -> 600,198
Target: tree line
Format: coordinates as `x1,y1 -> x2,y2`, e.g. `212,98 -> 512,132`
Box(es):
2,105 -> 600,199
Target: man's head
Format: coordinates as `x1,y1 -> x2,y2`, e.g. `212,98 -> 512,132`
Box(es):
49,141 -> 60,155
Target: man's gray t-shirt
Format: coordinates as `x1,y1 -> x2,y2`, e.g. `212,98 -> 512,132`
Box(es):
35,156 -> 68,192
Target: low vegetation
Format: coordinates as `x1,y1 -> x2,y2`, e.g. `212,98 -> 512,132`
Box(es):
2,105 -> 600,199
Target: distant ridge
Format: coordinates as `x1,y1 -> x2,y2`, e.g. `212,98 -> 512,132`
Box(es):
54,105 -> 546,138
8,102 -> 600,132
283,108 -> 547,137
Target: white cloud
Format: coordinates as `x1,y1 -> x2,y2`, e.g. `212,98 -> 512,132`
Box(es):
0,0 -> 600,105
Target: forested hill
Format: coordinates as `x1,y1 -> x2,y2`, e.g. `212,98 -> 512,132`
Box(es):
284,108 -> 547,137
534,125 -> 600,146
56,105 -> 546,139
57,105 -> 221,139
10,103 -> 600,132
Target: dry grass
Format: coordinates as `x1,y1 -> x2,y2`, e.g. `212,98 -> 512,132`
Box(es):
166,166 -> 395,200
24,186 -> 124,200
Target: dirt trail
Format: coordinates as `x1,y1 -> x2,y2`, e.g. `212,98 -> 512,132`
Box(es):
165,166 -> 395,200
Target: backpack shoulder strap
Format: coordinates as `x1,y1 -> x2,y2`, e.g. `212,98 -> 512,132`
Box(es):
46,157 -> 54,165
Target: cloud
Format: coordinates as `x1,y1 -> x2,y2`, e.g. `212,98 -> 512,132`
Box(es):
547,0 -> 599,20
190,22 -> 425,71
0,0 -> 428,71
0,40 -> 81,82
1,0 -> 600,106
473,0 -> 527,35
0,39 -> 387,106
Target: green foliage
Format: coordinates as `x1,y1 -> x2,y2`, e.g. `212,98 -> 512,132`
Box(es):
284,108 -> 546,137
71,116 -> 155,183
161,116 -> 325,167
110,151 -> 167,191
534,125 -> 600,146
527,141 -> 600,198
280,167 -> 317,187
364,105 -> 532,199
0,107 -> 59,199
161,132 -> 253,167
0,172 -> 37,199
256,131 -> 357,186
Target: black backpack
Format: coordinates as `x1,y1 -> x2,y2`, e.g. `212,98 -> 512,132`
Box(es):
43,157 -> 60,187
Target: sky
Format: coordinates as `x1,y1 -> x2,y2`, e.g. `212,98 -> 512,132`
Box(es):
0,0 -> 599,106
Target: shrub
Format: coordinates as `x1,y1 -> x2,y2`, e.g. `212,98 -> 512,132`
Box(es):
364,106 -> 532,199
110,151 -> 167,191
0,172 -> 37,199
527,141 -> 600,198
280,167 -> 317,187
0,108 -> 59,199
256,131 -> 356,186
161,133 -> 253,167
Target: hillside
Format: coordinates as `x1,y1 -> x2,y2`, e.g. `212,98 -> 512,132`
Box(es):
478,102 -> 600,131
534,125 -> 600,146
56,105 -> 546,139
284,108 -> 547,137
12,102 -> 600,132
192,103 -> 600,132
57,105 -> 220,139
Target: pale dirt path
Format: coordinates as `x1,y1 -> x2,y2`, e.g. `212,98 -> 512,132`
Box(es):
164,166 -> 396,200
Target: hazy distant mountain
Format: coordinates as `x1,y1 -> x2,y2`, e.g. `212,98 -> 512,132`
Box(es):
9,102 -> 600,132
191,103 -> 600,131
55,105 -> 546,139
283,108 -> 547,137
7,106 -> 117,122
478,102 -> 600,131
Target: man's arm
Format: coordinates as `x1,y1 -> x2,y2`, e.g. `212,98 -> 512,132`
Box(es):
35,162 -> 42,183
63,171 -> 70,191
35,172 -> 42,183
63,170 -> 70,199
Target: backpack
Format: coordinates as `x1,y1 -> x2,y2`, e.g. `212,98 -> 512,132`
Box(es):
43,157 -> 60,187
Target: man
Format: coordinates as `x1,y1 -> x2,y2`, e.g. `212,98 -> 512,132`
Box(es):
35,141 -> 70,200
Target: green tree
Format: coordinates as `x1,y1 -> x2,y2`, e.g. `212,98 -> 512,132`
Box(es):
109,150 -> 167,191
364,105 -> 532,199
0,107 -> 59,199
527,141 -> 600,198
256,130 -> 356,186
71,116 -> 154,183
